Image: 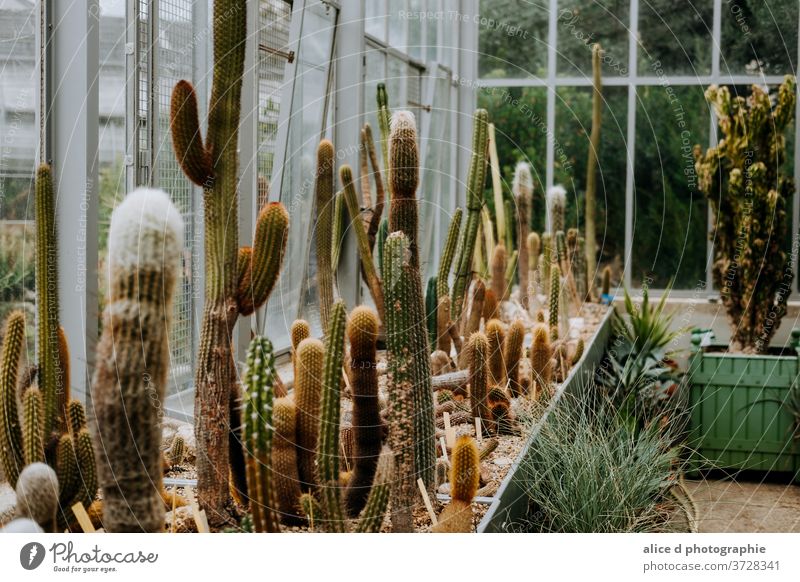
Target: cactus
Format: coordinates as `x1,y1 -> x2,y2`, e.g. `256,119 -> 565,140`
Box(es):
315,140 -> 335,331
169,0 -> 290,518
271,397 -> 303,522
382,232 -> 418,532
585,44 -> 603,297
555,230 -> 567,271
425,276 -> 438,353
479,437 -> 498,461
344,306 -> 382,517
504,250 -> 518,300
571,337 -> 585,365
504,320 -> 526,398
542,233 -> 552,296
168,435 -> 185,468
353,446 -> 394,533
467,333 -> 491,431
241,337 -> 281,533
14,462 -> 59,532
317,300 -> 347,532
694,77 -> 796,352
294,337 -> 324,492
55,433 -> 77,505
342,164 -> 386,322
601,265 -> 611,298
490,244 -> 507,306
361,123 -> 386,252
432,436 -> 478,533
452,110 -> 489,321
514,162 -> 533,307
387,112 -> 435,490
547,185 -> 566,235
0,311 -> 25,485
290,319 -> 310,377
22,387 -> 44,466
376,83 -> 392,194
331,190 -> 344,272
436,208 -> 463,299
549,265 -> 561,338
568,228 -> 588,302
485,319 -> 505,386
530,324 -> 554,395
90,188 -> 182,533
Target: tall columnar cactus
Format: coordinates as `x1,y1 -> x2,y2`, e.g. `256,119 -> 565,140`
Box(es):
547,185 -> 566,235
344,306 -> 382,517
527,232 -> 540,295
388,111 -> 435,490
426,276 -> 438,348
694,76 -> 796,353
555,230 -> 567,272
377,83 -> 392,193
317,300 -> 347,532
0,311 -> 25,485
504,320 -> 526,398
14,462 -> 59,532
585,43 -> 603,296
465,280 -> 486,338
530,323 -> 554,395
568,228 -> 588,302
382,232 -> 418,533
360,123 -> 386,252
169,0 -> 290,518
353,447 -> 394,533
432,436 -> 479,533
315,140 -> 335,331
376,216 -> 389,278
542,233 -> 552,296
549,265 -> 561,338
452,109 -> 489,321
294,337 -> 324,492
485,319 -> 505,387
91,188 -> 183,533
331,191 -> 344,272
601,265 -> 612,298
342,164 -> 385,322
514,162 -> 533,308
241,336 -> 281,533
467,332 -> 491,431
436,208 -> 463,299
290,319 -> 310,377
490,244 -> 507,306
271,397 -> 302,522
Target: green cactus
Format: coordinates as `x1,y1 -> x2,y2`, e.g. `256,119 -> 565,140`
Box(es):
452,109 -> 489,321
241,336 -> 281,533
344,306 -> 383,517
352,447 -> 394,533
504,320 -> 526,398
542,233 -> 552,296
361,123 -> 386,251
315,140 -> 335,331
555,230 -> 567,271
0,311 -> 25,485
377,83 -> 391,195
22,387 -> 44,466
694,76 -> 796,352
317,300 -> 347,532
382,232 -> 418,533
55,433 -> 77,506
331,190 -> 344,272
586,44 -> 603,297
168,435 -> 185,468
504,198 -> 515,254
376,216 -> 389,278
91,188 -> 183,533
436,208 -> 463,299
426,276 -> 438,348
170,0 -> 290,518
568,228 -> 588,302
294,337 -> 324,492
467,332 -> 491,431
549,265 -> 561,339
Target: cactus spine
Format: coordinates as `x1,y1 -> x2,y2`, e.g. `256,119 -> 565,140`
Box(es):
388,111 -> 435,490
514,162 -> 533,308
91,188 -> 182,532
0,311 -> 25,485
432,436 -> 479,533
294,338 -> 324,491
452,109 -> 489,321
344,306 -> 382,517
585,44 -> 603,297
504,320 -> 526,398
169,0 -> 290,518
317,300 -> 347,532
382,232 -> 417,532
315,140 -> 335,330
271,397 -> 303,521
241,337 -> 281,533
467,333 -> 491,431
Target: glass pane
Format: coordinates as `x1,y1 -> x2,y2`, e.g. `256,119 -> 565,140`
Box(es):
633,85 -> 709,289
266,0 -> 335,347
477,86 -> 548,229
388,0 -> 408,49
363,47 -> 387,170
554,86 -> 628,281
479,0 -> 549,79
721,0 -> 798,76
638,0 -> 713,76
557,0 -> 630,77
407,0 -> 424,60
366,0 -> 388,40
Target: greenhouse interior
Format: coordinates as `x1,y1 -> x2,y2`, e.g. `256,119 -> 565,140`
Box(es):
1,0 -> 800,545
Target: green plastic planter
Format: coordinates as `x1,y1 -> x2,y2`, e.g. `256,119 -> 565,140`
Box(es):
688,341 -> 800,480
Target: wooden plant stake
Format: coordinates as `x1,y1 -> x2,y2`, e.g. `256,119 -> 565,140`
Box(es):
417,478 -> 438,526
440,437 -> 449,463
71,502 -> 96,533
474,417 -> 483,444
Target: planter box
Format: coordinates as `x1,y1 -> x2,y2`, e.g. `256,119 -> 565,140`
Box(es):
477,307 -> 615,533
688,346 -> 800,480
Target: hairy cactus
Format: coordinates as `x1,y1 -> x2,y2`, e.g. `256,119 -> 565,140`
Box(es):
547,185 -> 566,235
169,0 -> 290,518
317,300 -> 347,532
514,162 -> 533,307
14,462 -> 59,532
585,44 -> 603,296
485,319 -> 505,387
344,306 -> 382,517
452,110 -> 489,321
694,77 -> 796,352
530,324 -> 554,395
241,337 -> 281,533
314,140 -> 335,330
0,310 -> 25,485
294,337 -> 324,492
491,244 -> 507,306
467,333 -> 491,431
432,436 -> 478,533
271,397 -> 302,522
387,112 -> 435,490
504,320 -> 526,398
549,265 -> 561,339
91,188 -> 182,533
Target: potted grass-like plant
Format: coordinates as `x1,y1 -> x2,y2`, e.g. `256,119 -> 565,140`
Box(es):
691,76 -> 799,480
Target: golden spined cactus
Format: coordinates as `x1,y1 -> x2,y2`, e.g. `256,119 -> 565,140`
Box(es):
290,319 -> 310,379
488,387 -> 516,435
271,397 -> 303,522
294,337 -> 324,492
22,387 -> 44,466
344,306 -> 383,517
547,185 -> 566,235
504,320 -> 526,398
491,244 -> 507,309
168,435 -> 185,468
0,310 -> 26,485
91,188 -> 183,533
14,462 -> 59,532
530,324 -> 554,397
315,140 -> 335,330
467,333 -> 491,431
432,436 -> 479,533
485,319 -> 506,387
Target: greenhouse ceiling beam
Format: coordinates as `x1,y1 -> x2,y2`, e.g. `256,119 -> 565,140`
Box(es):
39,0 -> 100,402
